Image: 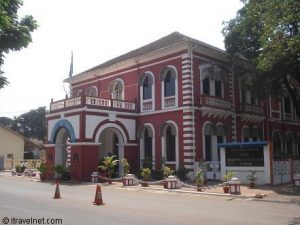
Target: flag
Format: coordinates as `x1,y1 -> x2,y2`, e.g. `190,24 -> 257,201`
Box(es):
69,51 -> 73,78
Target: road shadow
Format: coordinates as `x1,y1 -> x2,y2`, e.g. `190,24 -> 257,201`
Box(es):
287,217 -> 300,225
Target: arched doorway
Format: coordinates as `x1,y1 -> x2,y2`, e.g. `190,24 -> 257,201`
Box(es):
54,127 -> 71,167
98,127 -> 125,177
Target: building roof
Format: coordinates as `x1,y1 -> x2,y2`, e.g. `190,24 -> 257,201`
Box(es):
72,31 -> 226,79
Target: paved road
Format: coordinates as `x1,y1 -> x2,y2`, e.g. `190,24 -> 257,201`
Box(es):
0,176 -> 299,225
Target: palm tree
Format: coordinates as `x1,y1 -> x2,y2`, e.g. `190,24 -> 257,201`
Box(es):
98,155 -> 119,178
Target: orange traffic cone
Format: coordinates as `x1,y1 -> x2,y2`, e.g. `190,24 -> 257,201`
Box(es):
93,184 -> 104,205
53,180 -> 61,199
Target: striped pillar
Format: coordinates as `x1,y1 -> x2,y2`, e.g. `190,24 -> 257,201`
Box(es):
181,53 -> 195,171
228,71 -> 236,141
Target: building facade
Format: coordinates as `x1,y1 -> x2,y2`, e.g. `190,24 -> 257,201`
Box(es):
46,32 -> 300,182
0,125 -> 24,170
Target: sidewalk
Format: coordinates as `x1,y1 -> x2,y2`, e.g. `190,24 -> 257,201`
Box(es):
1,171 -> 299,203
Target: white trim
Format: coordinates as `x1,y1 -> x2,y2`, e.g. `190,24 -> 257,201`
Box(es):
183,84 -> 192,89
184,146 -> 195,150
184,158 -> 194,163
72,55 -> 183,88
183,133 -> 194,138
184,152 -> 194,156
94,123 -> 128,144
183,100 -> 193,105
182,75 -> 192,79
183,90 -> 192,95
69,142 -> 100,146
183,127 -> 195,132
45,144 -> 56,147
184,140 -> 195,144
183,121 -> 194,126
183,115 -> 194,120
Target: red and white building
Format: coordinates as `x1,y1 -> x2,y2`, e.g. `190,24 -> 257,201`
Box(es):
46,32 -> 300,182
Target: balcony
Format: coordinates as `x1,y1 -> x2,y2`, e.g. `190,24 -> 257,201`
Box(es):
50,95 -> 136,113
200,96 -> 231,110
240,104 -> 265,116
283,112 -> 293,122
142,100 -> 154,112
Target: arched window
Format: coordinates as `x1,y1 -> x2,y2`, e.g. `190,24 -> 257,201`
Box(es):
85,86 -> 98,97
164,70 -> 175,97
139,72 -> 155,112
242,127 -> 250,142
137,124 -> 155,169
203,77 -> 210,95
200,64 -> 225,97
111,79 -> 124,100
165,125 -> 175,162
160,122 -> 178,167
161,67 -> 178,108
143,75 -> 152,100
72,89 -> 83,97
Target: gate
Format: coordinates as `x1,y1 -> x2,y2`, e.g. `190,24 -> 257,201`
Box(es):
273,160 -> 300,184
206,161 -> 221,180
0,155 -> 4,170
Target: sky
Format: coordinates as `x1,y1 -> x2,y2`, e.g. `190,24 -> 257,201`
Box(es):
0,0 -> 243,119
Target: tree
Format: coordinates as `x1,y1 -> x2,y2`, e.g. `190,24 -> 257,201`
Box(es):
223,0 -> 300,115
0,116 -> 13,127
10,107 -> 47,141
0,0 -> 38,89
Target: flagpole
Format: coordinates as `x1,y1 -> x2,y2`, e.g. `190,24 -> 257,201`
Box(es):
69,51 -> 73,97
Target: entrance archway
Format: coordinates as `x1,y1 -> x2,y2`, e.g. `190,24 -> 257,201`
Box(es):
98,127 -> 125,177
54,127 -> 71,167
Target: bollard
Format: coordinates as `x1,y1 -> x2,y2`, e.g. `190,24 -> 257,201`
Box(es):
228,177 -> 241,195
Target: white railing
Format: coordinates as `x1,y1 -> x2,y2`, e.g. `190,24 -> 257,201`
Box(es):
283,112 -> 293,122
65,97 -> 81,107
86,96 -> 111,107
112,100 -> 136,110
50,100 -> 65,110
142,100 -> 153,111
50,96 -> 136,112
164,96 -> 176,108
204,96 -> 231,109
244,104 -> 264,115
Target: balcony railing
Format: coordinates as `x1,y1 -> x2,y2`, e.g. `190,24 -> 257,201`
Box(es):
240,104 -> 264,116
200,96 -> 231,110
142,100 -> 154,112
164,96 -> 176,108
283,112 -> 293,122
50,95 -> 136,112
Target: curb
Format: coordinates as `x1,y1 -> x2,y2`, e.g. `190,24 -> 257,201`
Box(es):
121,185 -> 259,199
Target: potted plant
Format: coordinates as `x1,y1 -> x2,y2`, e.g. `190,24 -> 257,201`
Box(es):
37,162 -> 47,181
247,170 -> 257,189
122,158 -> 130,176
223,170 -> 235,193
141,168 -> 151,187
98,155 -> 119,184
54,164 -> 66,181
15,164 -> 22,176
195,170 -> 205,191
